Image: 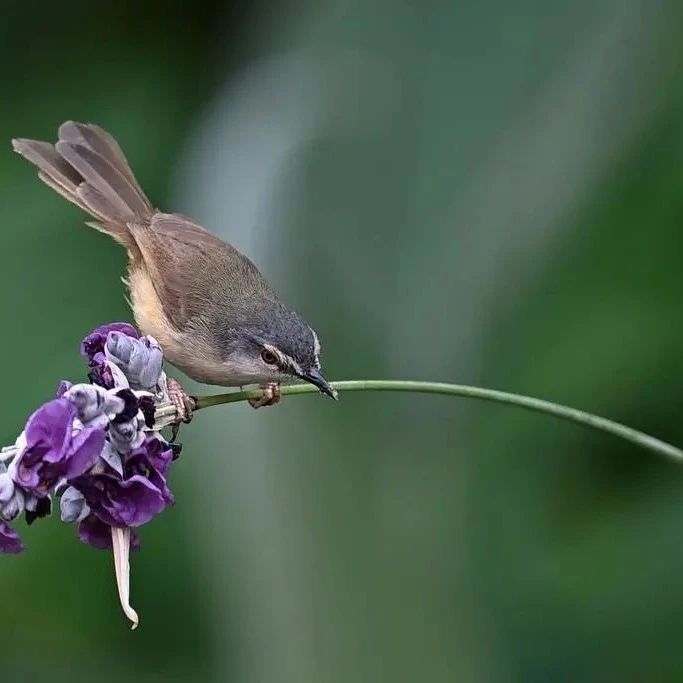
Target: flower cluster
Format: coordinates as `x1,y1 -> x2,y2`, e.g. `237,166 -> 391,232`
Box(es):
0,323 -> 180,627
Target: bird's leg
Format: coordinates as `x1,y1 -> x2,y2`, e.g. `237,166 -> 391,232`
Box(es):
168,377 -> 195,442
248,382 -> 281,409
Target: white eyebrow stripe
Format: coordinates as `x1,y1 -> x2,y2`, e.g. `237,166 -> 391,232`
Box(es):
280,353 -> 303,376
288,358 -> 304,375
311,329 -> 321,368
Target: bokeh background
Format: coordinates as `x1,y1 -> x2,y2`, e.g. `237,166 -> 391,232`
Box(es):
2,1 -> 683,680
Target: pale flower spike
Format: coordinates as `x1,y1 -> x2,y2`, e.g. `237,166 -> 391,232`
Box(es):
112,526 -> 139,630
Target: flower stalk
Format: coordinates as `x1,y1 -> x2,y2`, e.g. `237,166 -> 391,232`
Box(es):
154,381 -> 683,463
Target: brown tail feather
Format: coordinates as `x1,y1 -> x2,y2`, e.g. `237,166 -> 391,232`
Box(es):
57,121 -> 149,201
55,141 -> 150,218
13,139 -> 82,195
37,170 -> 93,216
12,122 -> 153,248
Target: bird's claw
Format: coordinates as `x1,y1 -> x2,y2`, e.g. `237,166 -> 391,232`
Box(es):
168,377 -> 194,442
249,382 -> 281,409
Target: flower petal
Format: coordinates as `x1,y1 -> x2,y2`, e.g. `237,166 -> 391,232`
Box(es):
99,441 -> 123,476
111,526 -> 139,630
24,398 -> 75,464
25,495 -> 51,525
0,472 -> 14,504
55,380 -> 73,398
105,333 -> 163,390
0,521 -> 23,553
77,515 -> 140,551
1,486 -> 25,521
80,323 -> 139,362
64,384 -> 124,426
65,427 -> 106,480
76,473 -> 166,528
60,486 -> 90,523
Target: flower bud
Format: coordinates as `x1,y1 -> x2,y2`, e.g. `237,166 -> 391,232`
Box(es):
106,333 -> 163,390
1,486 -> 25,521
65,384 -> 125,427
0,521 -> 23,553
60,486 -> 90,523
137,337 -> 164,390
0,472 -> 14,504
56,380 -> 73,398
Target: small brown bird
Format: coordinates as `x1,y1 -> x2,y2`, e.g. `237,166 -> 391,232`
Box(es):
12,121 -> 336,420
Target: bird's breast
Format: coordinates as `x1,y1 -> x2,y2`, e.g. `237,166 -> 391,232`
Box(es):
126,266 -> 248,387
127,267 -> 178,353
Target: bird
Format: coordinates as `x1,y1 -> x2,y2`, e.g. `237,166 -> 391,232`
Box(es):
12,121 -> 336,424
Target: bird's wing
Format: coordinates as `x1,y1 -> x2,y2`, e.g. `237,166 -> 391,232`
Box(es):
129,212 -> 266,329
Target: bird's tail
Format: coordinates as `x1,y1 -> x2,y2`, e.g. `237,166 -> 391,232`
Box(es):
12,121 -> 153,247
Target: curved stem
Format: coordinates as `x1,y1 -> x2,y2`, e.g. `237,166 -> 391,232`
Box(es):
188,380 -> 683,463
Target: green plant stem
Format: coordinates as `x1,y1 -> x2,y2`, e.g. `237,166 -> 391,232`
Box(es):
191,380 -> 683,462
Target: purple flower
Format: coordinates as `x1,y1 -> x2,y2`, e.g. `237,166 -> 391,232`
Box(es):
88,362 -> 115,389
13,398 -> 105,496
0,521 -> 23,553
81,323 -> 139,390
74,472 -> 167,528
0,319 -> 183,625
80,323 -> 139,364
77,515 -> 140,551
71,435 -> 174,528
88,359 -> 130,390
131,436 -> 173,475
128,437 -> 175,505
77,515 -> 112,549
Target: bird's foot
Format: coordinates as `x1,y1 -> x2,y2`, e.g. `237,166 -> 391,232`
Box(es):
168,377 -> 195,442
249,382 -> 281,409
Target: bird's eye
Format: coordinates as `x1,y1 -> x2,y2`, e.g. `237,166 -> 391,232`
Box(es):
261,349 -> 278,365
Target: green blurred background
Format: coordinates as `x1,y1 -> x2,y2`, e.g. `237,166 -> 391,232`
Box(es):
2,1 -> 683,680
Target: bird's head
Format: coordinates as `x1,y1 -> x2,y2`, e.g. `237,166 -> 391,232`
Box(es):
216,306 -> 337,398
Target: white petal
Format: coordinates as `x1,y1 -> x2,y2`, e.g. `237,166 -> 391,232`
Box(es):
100,441 -> 124,476
111,526 -> 139,630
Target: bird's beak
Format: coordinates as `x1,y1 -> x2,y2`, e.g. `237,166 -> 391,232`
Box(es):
301,368 -> 338,400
